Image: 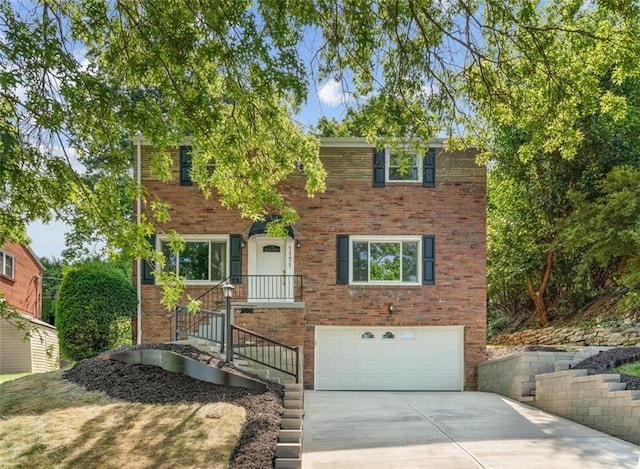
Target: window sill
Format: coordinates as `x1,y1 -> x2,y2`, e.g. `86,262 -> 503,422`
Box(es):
0,273 -> 15,285
348,283 -> 423,287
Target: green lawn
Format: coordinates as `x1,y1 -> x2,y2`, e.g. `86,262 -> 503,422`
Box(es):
0,371 -> 243,468
0,373 -> 31,384
615,362 -> 640,377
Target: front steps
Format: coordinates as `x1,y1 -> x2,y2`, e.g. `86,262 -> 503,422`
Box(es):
275,383 -> 304,469
172,338 -> 299,385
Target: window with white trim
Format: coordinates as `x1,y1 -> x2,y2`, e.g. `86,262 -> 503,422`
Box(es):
350,236 -> 420,284
386,152 -> 422,182
0,250 -> 14,279
158,236 -> 227,283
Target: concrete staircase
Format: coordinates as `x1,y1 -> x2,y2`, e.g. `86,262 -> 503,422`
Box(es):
274,383 -> 304,469
172,338 -> 304,468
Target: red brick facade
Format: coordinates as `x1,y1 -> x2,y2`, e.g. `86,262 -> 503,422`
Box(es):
0,243 -> 43,319
137,138 -> 486,389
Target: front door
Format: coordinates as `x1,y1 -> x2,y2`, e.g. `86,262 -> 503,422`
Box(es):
248,237 -> 291,302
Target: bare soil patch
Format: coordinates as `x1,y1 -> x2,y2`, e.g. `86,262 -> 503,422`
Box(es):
572,347 -> 640,390
63,343 -> 284,469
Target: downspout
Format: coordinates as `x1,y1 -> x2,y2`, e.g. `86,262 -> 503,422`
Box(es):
134,133 -> 143,345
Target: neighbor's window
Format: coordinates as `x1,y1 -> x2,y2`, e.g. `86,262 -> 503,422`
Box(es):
160,237 -> 227,283
351,237 -> 419,284
0,250 -> 14,279
386,152 -> 421,182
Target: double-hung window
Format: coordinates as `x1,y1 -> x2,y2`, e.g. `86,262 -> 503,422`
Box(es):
373,148 -> 435,187
159,236 -> 227,283
179,146 -> 215,186
386,152 -> 421,182
337,235 -> 435,285
351,236 -> 421,284
0,250 -> 14,279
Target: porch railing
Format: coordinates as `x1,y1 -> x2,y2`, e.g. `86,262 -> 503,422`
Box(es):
231,325 -> 300,383
172,306 -> 225,344
191,274 -> 303,312
170,274 -> 303,342
169,274 -> 303,383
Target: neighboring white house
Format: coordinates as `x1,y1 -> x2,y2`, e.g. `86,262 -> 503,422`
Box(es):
0,314 -> 60,373
0,242 -> 59,374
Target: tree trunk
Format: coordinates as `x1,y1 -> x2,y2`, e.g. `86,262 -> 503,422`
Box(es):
526,250 -> 553,326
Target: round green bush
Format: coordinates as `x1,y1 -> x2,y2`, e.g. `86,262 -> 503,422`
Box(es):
56,262 -> 137,361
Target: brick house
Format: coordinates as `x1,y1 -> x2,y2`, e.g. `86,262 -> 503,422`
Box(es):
135,137 -> 486,390
0,242 -> 59,373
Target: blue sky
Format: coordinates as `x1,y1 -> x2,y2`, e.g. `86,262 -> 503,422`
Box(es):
27,80 -> 352,259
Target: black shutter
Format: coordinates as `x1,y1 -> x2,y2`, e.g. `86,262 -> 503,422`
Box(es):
422,235 -> 435,285
179,145 -> 193,186
142,234 -> 156,285
229,234 -> 243,284
423,148 -> 435,187
373,149 -> 385,187
336,235 -> 350,284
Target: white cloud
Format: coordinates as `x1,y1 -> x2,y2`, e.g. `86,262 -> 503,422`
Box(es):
317,79 -> 353,107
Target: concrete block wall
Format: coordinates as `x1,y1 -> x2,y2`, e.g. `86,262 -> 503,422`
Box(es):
478,347 -> 611,400
478,351 -> 574,400
534,370 -> 640,445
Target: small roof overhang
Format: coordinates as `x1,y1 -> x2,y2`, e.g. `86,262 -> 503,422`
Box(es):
248,214 -> 295,239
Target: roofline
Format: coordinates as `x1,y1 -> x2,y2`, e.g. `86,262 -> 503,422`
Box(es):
131,134 -> 447,149
19,313 -> 56,331
25,245 -> 44,271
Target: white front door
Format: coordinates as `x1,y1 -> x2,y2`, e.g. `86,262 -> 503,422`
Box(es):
248,237 -> 293,302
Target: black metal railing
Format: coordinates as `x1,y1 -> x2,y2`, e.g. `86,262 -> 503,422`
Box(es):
169,274 -> 303,382
172,305 -> 225,344
231,325 -> 300,383
199,274 -> 304,306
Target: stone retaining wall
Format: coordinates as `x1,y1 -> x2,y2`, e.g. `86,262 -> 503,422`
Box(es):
534,370 -> 640,445
490,326 -> 640,347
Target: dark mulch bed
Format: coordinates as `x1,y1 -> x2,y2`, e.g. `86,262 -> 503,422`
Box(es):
63,343 -> 284,469
572,347 -> 640,390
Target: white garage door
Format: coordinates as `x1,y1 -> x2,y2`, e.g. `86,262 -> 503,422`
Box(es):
315,326 -> 464,391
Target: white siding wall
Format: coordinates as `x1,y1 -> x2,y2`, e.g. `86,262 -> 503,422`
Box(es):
0,318 -> 32,373
30,322 -> 60,373
0,317 -> 60,374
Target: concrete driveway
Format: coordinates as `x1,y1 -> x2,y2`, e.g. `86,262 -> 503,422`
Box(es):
302,391 -> 640,469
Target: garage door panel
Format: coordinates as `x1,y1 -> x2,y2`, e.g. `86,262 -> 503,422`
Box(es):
315,326 -> 463,391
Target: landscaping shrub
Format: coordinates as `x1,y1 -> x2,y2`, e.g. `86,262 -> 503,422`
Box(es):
56,262 -> 137,360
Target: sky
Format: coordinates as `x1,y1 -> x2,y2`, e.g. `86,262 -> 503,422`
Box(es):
26,80 -> 352,260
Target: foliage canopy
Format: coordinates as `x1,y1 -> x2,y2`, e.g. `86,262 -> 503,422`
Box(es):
2,0 -> 640,310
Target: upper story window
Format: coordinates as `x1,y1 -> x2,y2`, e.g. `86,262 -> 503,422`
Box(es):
351,237 -> 420,284
159,236 -> 227,283
373,148 -> 435,187
0,250 -> 14,279
387,152 -> 421,182
179,146 -> 215,186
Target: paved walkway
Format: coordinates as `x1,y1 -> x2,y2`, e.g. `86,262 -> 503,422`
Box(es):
302,391 -> 640,469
